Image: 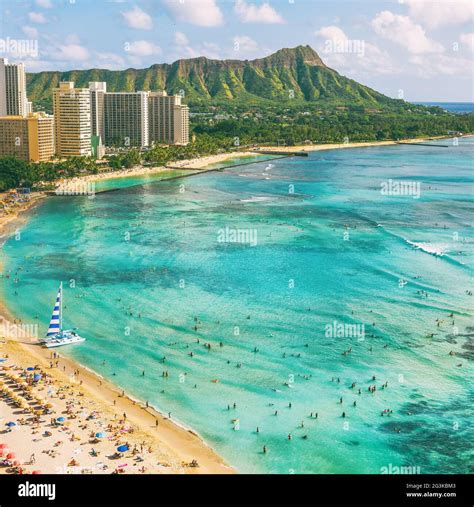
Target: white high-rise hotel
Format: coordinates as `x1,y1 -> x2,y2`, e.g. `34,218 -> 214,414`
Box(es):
53,82 -> 92,157
0,57 -> 31,117
89,82 -> 189,148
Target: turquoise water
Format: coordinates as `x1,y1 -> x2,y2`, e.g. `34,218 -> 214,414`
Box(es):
92,155 -> 278,193
93,168 -> 199,193
1,140 -> 473,474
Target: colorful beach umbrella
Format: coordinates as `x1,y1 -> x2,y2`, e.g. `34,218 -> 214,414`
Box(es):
26,367 -> 35,371
33,374 -> 42,381
95,432 -> 105,438
56,416 -> 65,422
6,452 -> 15,459
116,445 -> 129,453
5,422 -> 16,427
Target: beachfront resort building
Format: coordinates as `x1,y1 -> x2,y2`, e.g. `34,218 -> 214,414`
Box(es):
0,112 -> 54,162
103,91 -> 149,148
148,91 -> 189,146
53,82 -> 92,157
89,81 -> 107,142
0,58 -> 29,117
88,82 -> 190,148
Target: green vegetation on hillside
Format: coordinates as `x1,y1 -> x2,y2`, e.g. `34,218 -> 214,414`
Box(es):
27,46 -> 412,113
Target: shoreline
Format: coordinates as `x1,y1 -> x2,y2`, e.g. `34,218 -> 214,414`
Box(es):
254,135 -> 467,154
59,150 -> 261,187
0,307 -> 234,474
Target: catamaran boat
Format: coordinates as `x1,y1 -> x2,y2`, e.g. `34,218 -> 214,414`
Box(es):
41,282 -> 86,348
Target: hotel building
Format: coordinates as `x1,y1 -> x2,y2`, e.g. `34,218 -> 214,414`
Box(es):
53,81 -> 91,157
0,112 -> 54,162
148,91 -> 189,146
89,81 -> 106,142
103,91 -> 149,148
0,58 -> 29,117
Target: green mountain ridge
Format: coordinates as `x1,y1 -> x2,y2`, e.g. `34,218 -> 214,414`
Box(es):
26,45 -> 406,110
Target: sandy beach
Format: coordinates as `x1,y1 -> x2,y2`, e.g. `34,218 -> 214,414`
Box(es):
0,316 -> 233,475
167,150 -> 259,169
254,136 -> 456,154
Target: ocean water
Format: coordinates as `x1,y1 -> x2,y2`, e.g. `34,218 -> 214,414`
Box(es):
1,140 -> 473,474
414,102 -> 474,114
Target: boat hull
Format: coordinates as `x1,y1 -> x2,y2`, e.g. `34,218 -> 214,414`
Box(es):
43,336 -> 86,348
41,330 -> 86,348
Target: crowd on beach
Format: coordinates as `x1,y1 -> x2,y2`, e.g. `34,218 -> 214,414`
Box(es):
0,353 -> 203,475
0,189 -> 32,217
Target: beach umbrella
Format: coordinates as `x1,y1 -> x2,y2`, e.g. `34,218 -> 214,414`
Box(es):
5,422 -> 16,427
0,444 -> 7,449
56,416 -> 65,422
6,452 -> 15,459
32,470 -> 41,475
95,432 -> 105,438
116,445 -> 129,453
33,374 -> 42,382
26,367 -> 35,371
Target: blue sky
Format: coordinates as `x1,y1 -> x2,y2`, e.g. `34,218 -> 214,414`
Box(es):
0,0 -> 473,101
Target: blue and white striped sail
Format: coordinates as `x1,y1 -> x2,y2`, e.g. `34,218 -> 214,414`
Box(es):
46,284 -> 62,337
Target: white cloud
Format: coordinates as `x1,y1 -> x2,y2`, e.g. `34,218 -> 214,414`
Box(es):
404,0 -> 474,29
409,53 -> 473,77
174,41 -> 222,60
315,25 -> 397,76
459,32 -> 474,52
22,25 -> 39,38
233,35 -> 259,53
121,6 -> 153,30
18,59 -> 51,71
315,25 -> 348,43
372,11 -> 444,54
28,12 -> 47,24
35,0 -> 52,8
234,0 -> 283,24
199,42 -> 221,59
96,52 -> 126,69
174,31 -> 189,46
53,44 -> 89,61
163,0 -> 223,27
125,40 -> 161,57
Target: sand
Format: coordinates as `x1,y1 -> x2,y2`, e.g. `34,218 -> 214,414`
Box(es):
0,323 -> 233,475
254,136 -> 455,154
167,151 -> 259,169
